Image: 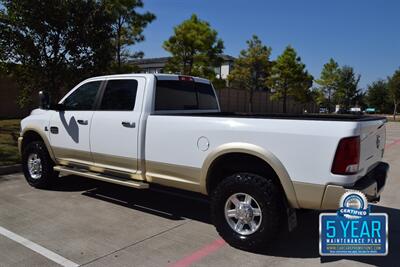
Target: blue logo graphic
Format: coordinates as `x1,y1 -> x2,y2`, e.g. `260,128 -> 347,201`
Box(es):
319,191 -> 388,256
337,192 -> 369,219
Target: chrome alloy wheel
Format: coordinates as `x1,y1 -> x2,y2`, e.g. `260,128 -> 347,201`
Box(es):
27,153 -> 42,179
224,193 -> 262,235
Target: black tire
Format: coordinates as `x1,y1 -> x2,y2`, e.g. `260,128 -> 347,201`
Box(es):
210,173 -> 285,251
22,141 -> 58,188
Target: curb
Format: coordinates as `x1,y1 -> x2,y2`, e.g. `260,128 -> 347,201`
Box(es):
0,164 -> 22,175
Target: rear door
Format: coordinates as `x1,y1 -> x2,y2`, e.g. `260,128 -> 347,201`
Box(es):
49,80 -> 102,165
144,77 -> 219,188
90,77 -> 145,174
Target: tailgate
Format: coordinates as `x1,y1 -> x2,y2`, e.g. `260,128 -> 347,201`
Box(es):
359,119 -> 386,176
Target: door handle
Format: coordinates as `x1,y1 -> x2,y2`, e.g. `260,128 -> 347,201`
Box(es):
77,119 -> 88,125
122,121 -> 136,128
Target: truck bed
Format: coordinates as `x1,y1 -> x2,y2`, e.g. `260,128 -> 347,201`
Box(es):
155,112 -> 387,122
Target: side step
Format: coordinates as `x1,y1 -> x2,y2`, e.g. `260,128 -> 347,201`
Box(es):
53,166 -> 149,189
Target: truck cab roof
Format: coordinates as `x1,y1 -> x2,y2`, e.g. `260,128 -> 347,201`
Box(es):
83,73 -> 211,84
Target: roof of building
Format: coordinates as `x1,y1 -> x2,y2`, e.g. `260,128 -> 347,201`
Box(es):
220,54 -> 236,61
132,57 -> 170,65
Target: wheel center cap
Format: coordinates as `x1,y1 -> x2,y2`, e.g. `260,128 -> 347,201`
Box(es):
236,204 -> 253,222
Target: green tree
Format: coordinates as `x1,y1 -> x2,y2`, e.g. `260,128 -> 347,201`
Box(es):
366,80 -> 391,113
315,58 -> 339,112
163,14 -> 224,78
268,46 -> 313,113
354,91 -> 367,110
0,0 -> 114,107
334,66 -> 361,111
388,69 -> 400,120
105,0 -> 155,72
312,87 -> 327,107
210,78 -> 226,90
227,35 -> 272,112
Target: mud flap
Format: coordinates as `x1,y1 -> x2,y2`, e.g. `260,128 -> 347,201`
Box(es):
287,207 -> 297,232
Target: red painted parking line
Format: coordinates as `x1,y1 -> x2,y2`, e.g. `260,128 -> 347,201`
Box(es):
170,238 -> 226,267
385,138 -> 400,150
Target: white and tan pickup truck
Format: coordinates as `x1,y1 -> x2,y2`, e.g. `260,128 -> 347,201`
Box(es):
19,74 -> 389,250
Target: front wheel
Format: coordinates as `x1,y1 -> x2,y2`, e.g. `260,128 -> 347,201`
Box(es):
210,173 -> 285,251
22,141 -> 58,188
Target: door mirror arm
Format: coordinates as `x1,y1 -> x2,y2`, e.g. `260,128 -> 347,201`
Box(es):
51,103 -> 65,111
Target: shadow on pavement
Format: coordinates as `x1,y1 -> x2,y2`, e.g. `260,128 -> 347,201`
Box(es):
52,175 -> 399,266
82,181 -> 211,222
50,174 -> 210,222
48,174 -> 99,192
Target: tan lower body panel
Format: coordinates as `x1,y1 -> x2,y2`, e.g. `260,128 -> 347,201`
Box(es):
91,152 -> 138,174
320,185 -> 345,210
18,137 -> 23,155
292,181 -> 326,209
145,161 -> 202,192
53,146 -> 93,165
293,182 -> 374,210
320,182 -> 381,210
54,148 -> 202,191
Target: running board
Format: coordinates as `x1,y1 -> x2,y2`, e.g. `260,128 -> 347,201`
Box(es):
53,166 -> 149,189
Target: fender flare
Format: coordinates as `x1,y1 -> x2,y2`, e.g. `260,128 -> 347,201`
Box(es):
21,127 -> 56,162
200,142 -> 299,208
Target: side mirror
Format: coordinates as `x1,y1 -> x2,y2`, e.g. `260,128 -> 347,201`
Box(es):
52,103 -> 65,111
38,91 -> 50,109
38,91 -> 65,111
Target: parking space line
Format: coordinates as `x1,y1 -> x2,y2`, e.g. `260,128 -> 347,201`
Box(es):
386,138 -> 400,150
0,226 -> 79,267
170,238 -> 225,267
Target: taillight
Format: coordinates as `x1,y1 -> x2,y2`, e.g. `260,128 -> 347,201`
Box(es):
331,136 -> 360,175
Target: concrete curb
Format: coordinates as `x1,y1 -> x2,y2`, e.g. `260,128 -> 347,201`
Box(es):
0,164 -> 21,175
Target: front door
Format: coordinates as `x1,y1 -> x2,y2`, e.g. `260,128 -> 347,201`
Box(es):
49,80 -> 102,166
90,78 -> 145,174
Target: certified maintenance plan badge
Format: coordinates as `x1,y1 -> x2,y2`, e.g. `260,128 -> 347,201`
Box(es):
319,191 -> 388,256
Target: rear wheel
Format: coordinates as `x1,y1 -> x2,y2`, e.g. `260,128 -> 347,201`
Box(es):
22,141 -> 58,188
211,173 -> 285,251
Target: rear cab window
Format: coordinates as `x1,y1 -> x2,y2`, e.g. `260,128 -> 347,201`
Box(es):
154,77 -> 219,112
99,80 -> 138,111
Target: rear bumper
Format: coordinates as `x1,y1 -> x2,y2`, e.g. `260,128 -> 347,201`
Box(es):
320,162 -> 389,210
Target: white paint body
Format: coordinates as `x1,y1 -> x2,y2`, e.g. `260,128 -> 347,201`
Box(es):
145,115 -> 385,187
21,74 -> 386,193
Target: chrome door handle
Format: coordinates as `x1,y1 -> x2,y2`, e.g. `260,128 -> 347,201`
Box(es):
77,119 -> 88,125
122,121 -> 135,128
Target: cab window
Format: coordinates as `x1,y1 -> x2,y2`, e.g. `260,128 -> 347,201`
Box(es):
99,80 -> 138,111
155,80 -> 218,111
63,81 -> 101,110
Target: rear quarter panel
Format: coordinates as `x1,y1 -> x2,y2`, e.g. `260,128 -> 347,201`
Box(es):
144,115 -> 361,194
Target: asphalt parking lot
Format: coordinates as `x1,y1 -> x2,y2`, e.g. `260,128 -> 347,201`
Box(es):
0,122 -> 399,267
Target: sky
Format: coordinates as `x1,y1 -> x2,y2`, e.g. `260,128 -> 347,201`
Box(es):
134,0 -> 400,89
